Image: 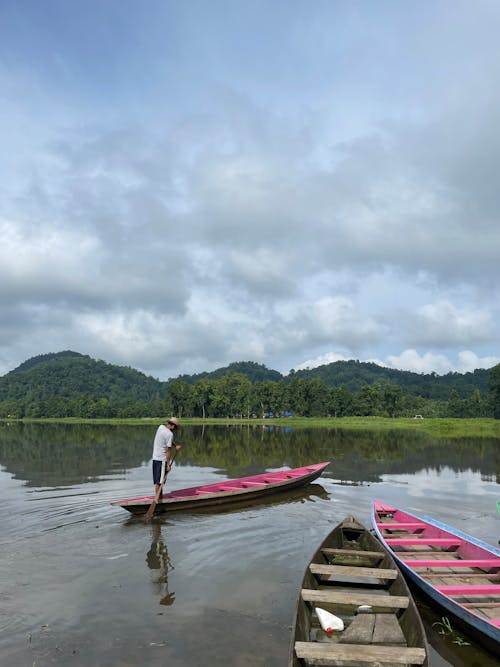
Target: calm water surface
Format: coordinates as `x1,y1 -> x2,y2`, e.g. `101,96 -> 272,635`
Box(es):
0,423 -> 499,666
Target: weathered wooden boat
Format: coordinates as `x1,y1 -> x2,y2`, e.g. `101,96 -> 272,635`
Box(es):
111,461 -> 330,515
289,516 -> 429,666
372,500 -> 500,657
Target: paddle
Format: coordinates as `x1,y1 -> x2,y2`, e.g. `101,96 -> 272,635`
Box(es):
144,449 -> 178,522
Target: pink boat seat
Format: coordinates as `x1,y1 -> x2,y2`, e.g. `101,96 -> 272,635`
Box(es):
167,488 -> 199,497
212,482 -> 264,492
435,584 -> 500,596
239,481 -> 265,487
215,486 -> 242,492
380,523 -> 425,531
403,559 -> 500,569
385,538 -> 461,547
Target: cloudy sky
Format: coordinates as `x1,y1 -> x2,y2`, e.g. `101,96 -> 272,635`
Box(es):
1,1 -> 499,380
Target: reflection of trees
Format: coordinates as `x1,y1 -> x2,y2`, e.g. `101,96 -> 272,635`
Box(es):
182,425 -> 500,482
0,423 -> 154,486
146,524 -> 175,606
0,423 -> 498,487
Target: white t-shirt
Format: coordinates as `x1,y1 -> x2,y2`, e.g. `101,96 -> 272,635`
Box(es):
152,424 -> 173,461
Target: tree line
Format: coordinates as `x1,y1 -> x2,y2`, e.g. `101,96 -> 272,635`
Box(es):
1,366 -> 499,419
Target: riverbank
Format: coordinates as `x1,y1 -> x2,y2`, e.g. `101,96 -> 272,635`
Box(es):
3,416 -> 500,438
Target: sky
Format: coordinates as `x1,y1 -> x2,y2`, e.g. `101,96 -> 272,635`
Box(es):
1,0 -> 499,381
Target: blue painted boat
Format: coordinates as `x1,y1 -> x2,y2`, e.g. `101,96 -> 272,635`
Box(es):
372,500 -> 500,658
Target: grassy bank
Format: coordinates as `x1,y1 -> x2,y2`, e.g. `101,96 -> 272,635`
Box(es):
4,416 -> 500,438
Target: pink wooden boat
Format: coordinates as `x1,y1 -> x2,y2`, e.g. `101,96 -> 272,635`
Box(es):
111,461 -> 330,515
371,500 -> 500,657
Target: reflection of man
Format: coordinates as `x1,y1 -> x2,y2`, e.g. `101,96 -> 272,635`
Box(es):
146,524 -> 175,606
152,417 -> 182,497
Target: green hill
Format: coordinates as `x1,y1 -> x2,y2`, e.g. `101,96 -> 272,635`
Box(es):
171,361 -> 283,385
290,360 -> 490,399
0,351 -> 493,411
0,351 -> 164,402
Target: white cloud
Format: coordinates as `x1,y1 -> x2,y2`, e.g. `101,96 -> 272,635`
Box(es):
295,351 -> 350,371
1,3 -> 500,379
311,297 -> 383,344
384,349 -> 499,375
456,350 -> 500,373
410,301 -> 495,346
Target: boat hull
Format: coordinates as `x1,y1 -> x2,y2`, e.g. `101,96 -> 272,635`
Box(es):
289,515 -> 429,667
371,500 -> 500,658
112,461 -> 329,515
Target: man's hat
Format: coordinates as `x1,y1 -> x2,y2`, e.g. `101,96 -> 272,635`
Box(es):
167,417 -> 181,427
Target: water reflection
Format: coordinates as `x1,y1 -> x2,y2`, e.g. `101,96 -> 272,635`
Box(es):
0,422 -> 499,487
1,422 -> 499,667
145,524 -> 175,606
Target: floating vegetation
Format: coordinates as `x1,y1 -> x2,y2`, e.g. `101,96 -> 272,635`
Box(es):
432,616 -> 470,645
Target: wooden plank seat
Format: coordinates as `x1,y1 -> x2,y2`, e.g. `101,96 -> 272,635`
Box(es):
301,589 -> 409,611
402,559 -> 500,569
236,482 -> 263,488
321,548 -> 385,558
321,548 -> 384,563
339,612 -> 406,646
385,538 -> 461,547
207,486 -> 244,492
294,641 -> 426,665
392,551 -> 458,557
309,563 -> 398,580
435,584 -> 500,596
379,523 -> 426,531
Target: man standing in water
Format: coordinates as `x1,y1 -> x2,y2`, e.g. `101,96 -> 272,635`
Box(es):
152,417 -> 181,497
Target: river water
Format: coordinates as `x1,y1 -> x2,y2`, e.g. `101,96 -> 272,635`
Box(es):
0,422 -> 499,666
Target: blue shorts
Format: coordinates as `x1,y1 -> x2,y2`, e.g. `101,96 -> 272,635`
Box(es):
152,460 -> 166,485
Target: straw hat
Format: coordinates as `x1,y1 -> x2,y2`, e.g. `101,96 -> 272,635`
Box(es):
167,417 -> 181,428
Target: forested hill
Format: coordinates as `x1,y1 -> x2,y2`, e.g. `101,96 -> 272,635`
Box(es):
6,350 -> 87,375
290,360 -> 490,399
0,351 -> 493,404
0,351 -> 164,401
172,361 -> 283,385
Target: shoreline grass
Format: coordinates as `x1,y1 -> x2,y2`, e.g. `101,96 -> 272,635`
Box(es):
2,416 -> 500,438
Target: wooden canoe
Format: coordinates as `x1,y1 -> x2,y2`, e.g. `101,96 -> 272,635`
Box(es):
372,499 -> 500,657
289,515 -> 429,667
111,461 -> 330,515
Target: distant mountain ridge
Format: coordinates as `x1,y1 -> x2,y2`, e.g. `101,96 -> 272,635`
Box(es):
0,350 -> 493,402
290,359 -> 490,399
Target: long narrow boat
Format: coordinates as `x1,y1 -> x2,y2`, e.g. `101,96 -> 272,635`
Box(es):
111,461 -> 329,515
289,516 -> 429,667
372,500 -> 500,657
